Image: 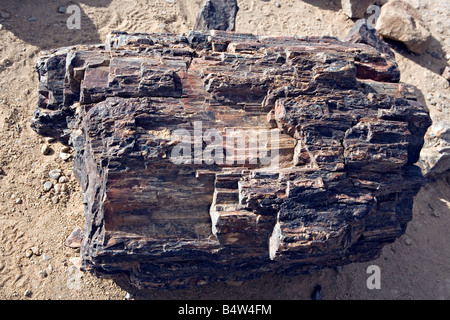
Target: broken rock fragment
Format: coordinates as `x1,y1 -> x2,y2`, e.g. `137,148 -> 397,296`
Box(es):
345,18 -> 395,59
194,0 -> 239,31
65,226 -> 84,249
375,0 -> 432,54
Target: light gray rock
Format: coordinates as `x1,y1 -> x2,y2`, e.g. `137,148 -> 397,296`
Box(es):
54,183 -> 68,194
418,122 -> 450,179
49,169 -> 61,180
443,66 -> 450,82
375,0 -> 432,54
25,249 -> 33,258
43,181 -> 53,192
41,144 -> 51,155
60,152 -> 71,161
58,176 -> 69,183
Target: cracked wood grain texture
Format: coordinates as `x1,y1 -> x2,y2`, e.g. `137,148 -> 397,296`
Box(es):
31,30 -> 431,289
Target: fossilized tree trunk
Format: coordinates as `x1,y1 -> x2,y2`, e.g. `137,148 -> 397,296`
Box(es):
32,30 -> 431,289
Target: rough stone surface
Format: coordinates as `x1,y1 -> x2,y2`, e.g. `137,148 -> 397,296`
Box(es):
43,181 -> 53,192
49,169 -> 62,180
418,122 -> 450,179
375,0 -> 432,54
32,30 -> 431,289
443,66 -> 450,82
345,18 -> 395,59
341,0 -> 377,19
194,0 -> 239,32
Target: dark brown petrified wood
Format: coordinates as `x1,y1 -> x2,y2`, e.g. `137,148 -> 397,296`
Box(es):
31,30 -> 431,289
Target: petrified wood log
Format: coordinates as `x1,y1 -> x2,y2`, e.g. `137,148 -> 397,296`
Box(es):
32,30 -> 431,289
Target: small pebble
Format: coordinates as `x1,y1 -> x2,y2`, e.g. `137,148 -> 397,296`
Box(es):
43,181 -> 53,192
54,183 -> 62,193
28,16 -> 37,22
39,270 -> 48,278
275,2 -> 281,7
404,238 -> 412,245
58,176 -> 69,183
49,169 -> 61,180
54,183 -> 68,194
65,226 -> 84,249
15,198 -> 22,204
51,196 -> 59,204
60,152 -> 71,161
124,292 -> 134,300
58,6 -> 66,13
311,285 -> 322,300
31,246 -> 42,256
25,249 -> 33,258
442,66 -> 450,82
60,146 -> 71,153
24,290 -> 32,297
41,144 -> 51,155
61,183 -> 68,193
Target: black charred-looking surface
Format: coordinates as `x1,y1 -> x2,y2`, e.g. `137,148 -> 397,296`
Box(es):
194,0 -> 239,32
32,30 -> 431,289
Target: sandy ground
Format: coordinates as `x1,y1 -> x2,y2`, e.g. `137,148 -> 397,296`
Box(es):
0,0 -> 449,300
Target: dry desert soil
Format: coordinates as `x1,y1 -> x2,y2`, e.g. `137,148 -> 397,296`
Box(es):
0,0 -> 449,300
